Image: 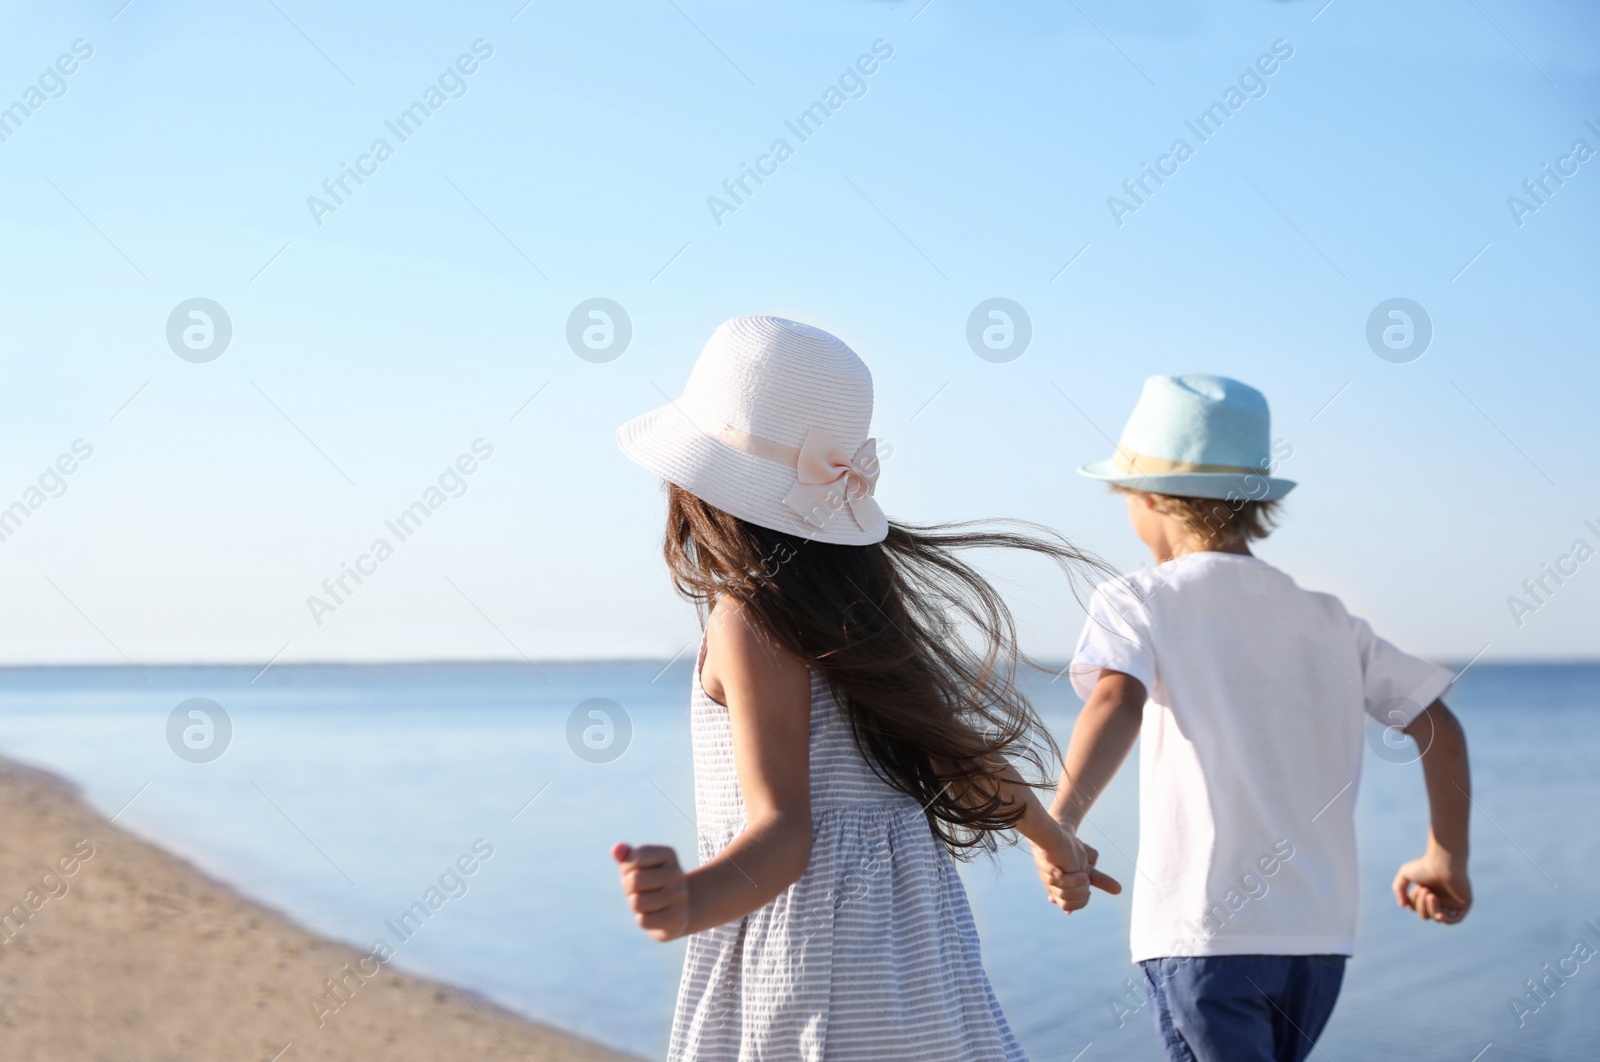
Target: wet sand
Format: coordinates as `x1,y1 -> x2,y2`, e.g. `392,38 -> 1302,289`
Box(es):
0,757 -> 641,1061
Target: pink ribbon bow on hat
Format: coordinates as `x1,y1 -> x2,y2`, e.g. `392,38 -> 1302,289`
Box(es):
782,428 -> 883,533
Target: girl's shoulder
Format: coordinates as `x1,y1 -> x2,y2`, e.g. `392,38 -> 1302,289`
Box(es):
702,598 -> 808,708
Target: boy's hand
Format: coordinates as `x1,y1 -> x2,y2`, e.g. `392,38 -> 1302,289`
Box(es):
613,843 -> 690,941
1032,824 -> 1122,913
1392,849 -> 1472,924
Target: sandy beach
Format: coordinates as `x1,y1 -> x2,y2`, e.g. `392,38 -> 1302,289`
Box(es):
0,756 -> 640,1062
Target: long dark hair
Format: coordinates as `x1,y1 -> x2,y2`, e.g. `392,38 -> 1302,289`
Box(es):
664,484 -> 1109,857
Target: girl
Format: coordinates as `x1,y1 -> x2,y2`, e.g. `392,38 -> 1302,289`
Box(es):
611,316 -> 1119,1060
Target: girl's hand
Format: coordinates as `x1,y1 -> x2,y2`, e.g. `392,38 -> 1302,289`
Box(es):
1032,824 -> 1121,913
613,843 -> 691,941
1032,834 -> 1091,912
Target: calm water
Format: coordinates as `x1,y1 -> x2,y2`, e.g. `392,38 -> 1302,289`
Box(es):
0,662 -> 1594,1060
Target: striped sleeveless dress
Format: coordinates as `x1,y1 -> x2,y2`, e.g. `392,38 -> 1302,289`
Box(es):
668,645 -> 1027,1061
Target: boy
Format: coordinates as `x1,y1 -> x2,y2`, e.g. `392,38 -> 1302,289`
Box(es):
1040,374 -> 1472,1062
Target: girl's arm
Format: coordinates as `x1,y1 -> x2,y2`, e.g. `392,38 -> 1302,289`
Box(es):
614,600 -> 813,941
989,760 -> 1121,910
935,745 -> 1123,910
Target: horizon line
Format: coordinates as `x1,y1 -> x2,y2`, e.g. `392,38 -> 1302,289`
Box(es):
0,656 -> 1596,671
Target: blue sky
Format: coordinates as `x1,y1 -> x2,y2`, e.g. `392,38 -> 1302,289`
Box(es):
0,0 -> 1595,664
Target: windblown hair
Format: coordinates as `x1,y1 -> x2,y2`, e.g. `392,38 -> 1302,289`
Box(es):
1111,485 -> 1281,546
664,484 -> 1110,857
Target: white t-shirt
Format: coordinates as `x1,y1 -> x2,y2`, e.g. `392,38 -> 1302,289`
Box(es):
1069,552 -> 1454,962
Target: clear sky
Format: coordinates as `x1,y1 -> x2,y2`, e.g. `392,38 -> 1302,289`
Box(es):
0,0 -> 1595,665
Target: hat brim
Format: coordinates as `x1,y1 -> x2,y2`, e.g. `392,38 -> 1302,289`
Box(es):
617,402 -> 889,546
1078,458 -> 1296,502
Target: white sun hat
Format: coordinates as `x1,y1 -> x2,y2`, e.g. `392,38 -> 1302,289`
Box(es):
617,316 -> 889,545
1078,374 -> 1296,501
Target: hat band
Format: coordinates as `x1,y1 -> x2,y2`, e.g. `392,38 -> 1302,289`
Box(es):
714,424 -> 884,534
714,424 -> 802,468
1113,448 -> 1264,476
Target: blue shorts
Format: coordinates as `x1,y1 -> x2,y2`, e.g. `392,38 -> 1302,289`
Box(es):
1139,954 -> 1347,1062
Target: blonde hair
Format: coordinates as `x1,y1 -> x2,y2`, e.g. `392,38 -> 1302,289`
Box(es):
1112,485 -> 1281,546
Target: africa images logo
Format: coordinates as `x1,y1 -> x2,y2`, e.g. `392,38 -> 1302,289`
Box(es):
306,39 -> 495,226
705,39 -> 894,227
1106,39 -> 1294,227
0,38 -> 94,146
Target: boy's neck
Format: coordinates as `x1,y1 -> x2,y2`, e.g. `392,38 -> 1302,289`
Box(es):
1149,537 -> 1253,565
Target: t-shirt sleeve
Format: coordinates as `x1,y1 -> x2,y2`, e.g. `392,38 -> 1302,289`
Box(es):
1069,578 -> 1157,702
1351,616 -> 1455,727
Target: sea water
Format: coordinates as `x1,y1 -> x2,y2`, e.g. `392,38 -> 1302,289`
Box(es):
0,662 -> 1593,1060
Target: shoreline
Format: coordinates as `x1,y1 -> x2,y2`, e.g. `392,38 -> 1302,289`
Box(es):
0,756 -> 643,1061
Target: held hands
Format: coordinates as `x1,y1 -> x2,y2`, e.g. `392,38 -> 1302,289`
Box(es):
613,843 -> 691,941
1392,847 -> 1472,924
1032,822 -> 1122,914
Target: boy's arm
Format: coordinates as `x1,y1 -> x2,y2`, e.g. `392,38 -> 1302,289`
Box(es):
1029,669 -> 1143,913
1393,699 -> 1472,923
1050,669 -> 1146,830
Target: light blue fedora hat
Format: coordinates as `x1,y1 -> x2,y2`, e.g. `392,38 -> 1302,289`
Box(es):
1079,374 -> 1295,501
